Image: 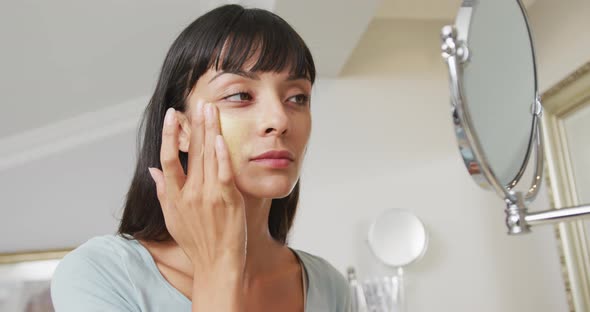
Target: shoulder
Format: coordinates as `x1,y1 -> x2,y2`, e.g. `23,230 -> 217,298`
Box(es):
294,249 -> 348,288
51,234 -> 143,312
53,234 -> 143,281
292,249 -> 351,311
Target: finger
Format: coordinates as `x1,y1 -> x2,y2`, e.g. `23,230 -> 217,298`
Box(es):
160,107 -> 185,201
204,103 -> 220,185
187,101 -> 205,186
215,134 -> 240,207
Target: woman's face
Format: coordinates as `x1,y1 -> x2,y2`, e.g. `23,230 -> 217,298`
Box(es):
184,66 -> 312,199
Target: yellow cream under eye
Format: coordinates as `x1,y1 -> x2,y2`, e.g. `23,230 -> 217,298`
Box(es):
217,113 -> 246,176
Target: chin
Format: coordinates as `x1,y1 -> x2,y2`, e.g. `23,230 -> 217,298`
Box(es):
236,175 -> 298,199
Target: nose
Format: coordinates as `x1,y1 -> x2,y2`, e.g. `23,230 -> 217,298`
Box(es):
258,97 -> 290,137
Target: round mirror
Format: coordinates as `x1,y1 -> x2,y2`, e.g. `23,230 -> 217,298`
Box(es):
367,209 -> 428,268
450,0 -> 538,189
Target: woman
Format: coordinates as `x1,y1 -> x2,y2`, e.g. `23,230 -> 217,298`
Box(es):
51,4 -> 350,312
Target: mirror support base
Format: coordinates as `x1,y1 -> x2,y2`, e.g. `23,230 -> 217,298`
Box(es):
506,191 -> 590,234
505,192 -> 531,234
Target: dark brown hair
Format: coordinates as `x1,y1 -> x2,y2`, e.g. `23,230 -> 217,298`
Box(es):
117,4 -> 315,244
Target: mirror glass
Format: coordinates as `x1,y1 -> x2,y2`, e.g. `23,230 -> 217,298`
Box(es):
462,0 -> 536,186
367,209 -> 427,268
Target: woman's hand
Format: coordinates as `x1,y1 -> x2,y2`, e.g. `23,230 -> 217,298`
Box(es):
148,101 -> 246,311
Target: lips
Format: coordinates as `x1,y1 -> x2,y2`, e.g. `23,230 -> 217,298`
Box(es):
251,150 -> 295,161
251,158 -> 292,168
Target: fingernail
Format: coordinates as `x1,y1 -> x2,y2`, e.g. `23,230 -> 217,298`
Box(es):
147,167 -> 156,181
164,108 -> 176,125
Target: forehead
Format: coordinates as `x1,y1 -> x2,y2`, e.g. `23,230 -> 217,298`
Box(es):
206,34 -> 312,81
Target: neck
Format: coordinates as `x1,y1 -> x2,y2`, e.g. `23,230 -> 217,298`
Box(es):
241,195 -> 285,277
151,196 -> 287,281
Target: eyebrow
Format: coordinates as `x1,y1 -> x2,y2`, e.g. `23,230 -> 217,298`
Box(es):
208,70 -> 311,84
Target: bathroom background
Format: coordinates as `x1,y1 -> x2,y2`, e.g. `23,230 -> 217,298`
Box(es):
2,0 -> 589,311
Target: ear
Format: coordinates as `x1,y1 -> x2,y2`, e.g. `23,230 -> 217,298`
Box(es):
176,112 -> 191,153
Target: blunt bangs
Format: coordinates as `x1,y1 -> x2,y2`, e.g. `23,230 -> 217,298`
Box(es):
211,9 -> 315,82
181,5 -> 315,94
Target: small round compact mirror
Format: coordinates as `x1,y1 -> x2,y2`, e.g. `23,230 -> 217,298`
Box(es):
367,209 -> 428,268
364,209 -> 428,311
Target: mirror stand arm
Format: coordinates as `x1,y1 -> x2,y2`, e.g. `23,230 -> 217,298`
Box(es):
525,205 -> 590,227
505,191 -> 590,234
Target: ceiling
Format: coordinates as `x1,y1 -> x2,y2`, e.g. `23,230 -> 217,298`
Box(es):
0,0 -> 539,144
0,0 -> 379,140
376,0 -> 537,20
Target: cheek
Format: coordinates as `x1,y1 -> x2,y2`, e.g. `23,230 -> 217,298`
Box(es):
218,113 -> 248,166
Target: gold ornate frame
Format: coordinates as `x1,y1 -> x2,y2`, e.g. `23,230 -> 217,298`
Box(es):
0,248 -> 72,265
542,61 -> 590,312
0,248 -> 73,311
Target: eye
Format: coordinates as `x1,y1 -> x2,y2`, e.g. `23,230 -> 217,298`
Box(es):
224,92 -> 253,102
288,94 -> 310,106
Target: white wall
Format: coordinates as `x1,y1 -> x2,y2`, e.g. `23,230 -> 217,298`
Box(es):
289,19 -> 568,312
528,0 -> 590,91
0,131 -> 136,252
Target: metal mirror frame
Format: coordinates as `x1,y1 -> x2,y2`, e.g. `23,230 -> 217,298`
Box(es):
441,0 -> 590,234
447,0 -> 540,194
441,0 -> 543,204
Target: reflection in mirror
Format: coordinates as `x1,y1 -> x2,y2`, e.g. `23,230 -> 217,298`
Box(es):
462,0 -> 536,187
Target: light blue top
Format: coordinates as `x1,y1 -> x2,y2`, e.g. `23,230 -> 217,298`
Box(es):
51,235 -> 351,311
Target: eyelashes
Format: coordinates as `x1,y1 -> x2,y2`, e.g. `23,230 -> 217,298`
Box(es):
289,94 -> 309,106
224,92 -> 253,102
222,91 -> 310,106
